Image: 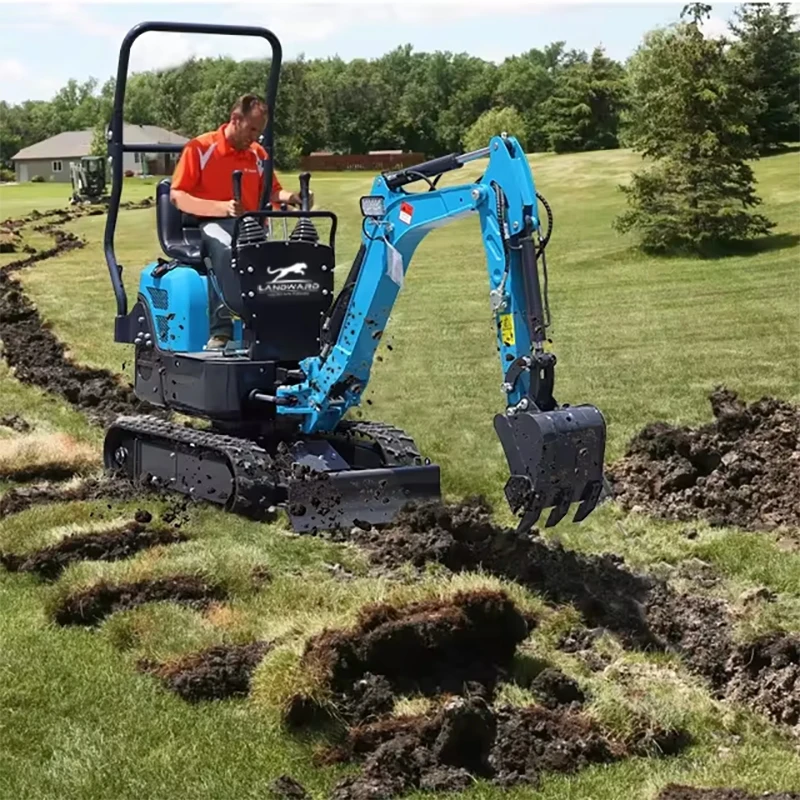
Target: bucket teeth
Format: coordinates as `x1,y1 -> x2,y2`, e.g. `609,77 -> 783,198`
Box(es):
572,480 -> 604,523
545,490 -> 573,528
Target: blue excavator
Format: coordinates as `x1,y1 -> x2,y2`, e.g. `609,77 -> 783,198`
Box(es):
102,22 -> 607,534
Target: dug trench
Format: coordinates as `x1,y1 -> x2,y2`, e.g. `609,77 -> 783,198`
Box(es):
280,588 -> 688,798
608,387 -> 800,532
345,498 -> 800,734
137,640 -> 272,703
0,513 -> 187,581
0,200 -> 164,428
52,574 -> 229,627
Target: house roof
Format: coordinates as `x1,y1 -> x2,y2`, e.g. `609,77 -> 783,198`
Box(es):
11,124 -> 189,161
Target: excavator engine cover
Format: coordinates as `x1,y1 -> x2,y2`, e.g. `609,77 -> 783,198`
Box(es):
494,403 -> 606,531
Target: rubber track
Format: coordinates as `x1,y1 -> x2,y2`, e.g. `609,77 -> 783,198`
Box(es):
107,415 -> 275,517
334,419 -> 425,467
107,415 -> 426,516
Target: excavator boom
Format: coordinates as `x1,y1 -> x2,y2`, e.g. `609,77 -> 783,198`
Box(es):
275,135 -> 607,531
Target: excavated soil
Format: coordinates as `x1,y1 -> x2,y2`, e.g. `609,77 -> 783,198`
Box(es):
269,776 -> 311,800
656,788 -> 800,800
608,387 -> 800,531
0,475 -> 141,518
0,519 -> 187,581
324,697 -> 683,797
287,589 -> 534,726
285,587 -> 687,798
138,640 -> 271,702
348,497 -> 659,649
0,201 -> 164,427
0,270 -> 159,426
53,575 -> 227,626
352,499 -> 800,732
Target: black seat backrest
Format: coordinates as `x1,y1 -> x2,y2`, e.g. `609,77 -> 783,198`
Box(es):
156,179 -> 203,266
228,239 -> 335,361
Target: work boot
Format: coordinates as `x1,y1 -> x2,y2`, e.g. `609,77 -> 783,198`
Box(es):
205,334 -> 231,350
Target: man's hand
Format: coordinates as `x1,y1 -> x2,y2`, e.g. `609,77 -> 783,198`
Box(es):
288,190 -> 314,208
224,199 -> 243,217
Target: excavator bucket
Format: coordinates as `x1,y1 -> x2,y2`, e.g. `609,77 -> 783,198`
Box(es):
494,404 -> 606,532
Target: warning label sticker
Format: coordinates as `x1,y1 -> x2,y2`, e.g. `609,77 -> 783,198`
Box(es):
399,201 -> 413,225
499,313 -> 515,346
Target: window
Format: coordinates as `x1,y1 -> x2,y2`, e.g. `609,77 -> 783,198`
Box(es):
134,152 -> 140,163
52,160 -> 63,173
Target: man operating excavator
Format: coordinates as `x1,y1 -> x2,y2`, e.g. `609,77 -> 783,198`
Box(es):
169,93 -> 311,349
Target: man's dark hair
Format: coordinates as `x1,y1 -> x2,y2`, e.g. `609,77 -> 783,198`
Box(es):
231,93 -> 267,117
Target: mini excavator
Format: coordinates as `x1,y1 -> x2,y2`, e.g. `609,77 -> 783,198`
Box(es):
102,22 -> 607,534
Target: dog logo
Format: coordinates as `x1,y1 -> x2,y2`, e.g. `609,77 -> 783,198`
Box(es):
267,262 -> 308,282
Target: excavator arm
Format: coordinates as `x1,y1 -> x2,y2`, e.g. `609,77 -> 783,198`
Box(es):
277,135 -> 607,530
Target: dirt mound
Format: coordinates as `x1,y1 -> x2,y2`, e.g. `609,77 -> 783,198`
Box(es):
656,787 -> 800,800
608,387 -> 800,531
724,633 -> 800,729
356,499 -> 800,732
269,776 -> 310,800
629,586 -> 799,732
350,498 -> 659,648
0,201 -> 165,427
54,575 -> 227,626
0,519 -> 186,581
138,641 -> 271,702
326,697 -> 680,798
0,475 -> 141,518
288,589 -> 533,726
528,666 -> 586,710
0,270 -> 161,426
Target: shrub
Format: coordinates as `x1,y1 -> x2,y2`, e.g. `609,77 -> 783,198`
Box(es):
0,167 -> 15,182
31,175 -> 45,183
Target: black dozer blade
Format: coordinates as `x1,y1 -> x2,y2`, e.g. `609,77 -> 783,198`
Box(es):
494,403 -> 606,533
286,464 -> 441,532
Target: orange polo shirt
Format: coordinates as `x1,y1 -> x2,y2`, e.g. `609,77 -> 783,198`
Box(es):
171,124 -> 282,212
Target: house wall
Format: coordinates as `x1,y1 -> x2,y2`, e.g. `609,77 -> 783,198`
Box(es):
15,150 -> 181,182
15,158 -> 78,183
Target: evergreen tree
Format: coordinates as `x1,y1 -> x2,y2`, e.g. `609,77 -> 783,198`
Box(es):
613,3 -> 774,253
729,2 -> 800,152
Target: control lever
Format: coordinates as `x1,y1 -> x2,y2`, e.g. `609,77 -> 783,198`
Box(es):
298,171 -> 311,211
289,171 -> 318,243
232,169 -> 242,204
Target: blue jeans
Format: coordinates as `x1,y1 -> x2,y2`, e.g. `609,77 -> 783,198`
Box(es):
200,219 -> 235,339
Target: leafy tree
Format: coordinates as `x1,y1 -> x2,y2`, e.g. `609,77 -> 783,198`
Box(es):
494,49 -> 559,151
463,107 -> 527,152
89,120 -> 108,157
543,46 -> 626,152
729,2 -> 800,152
613,3 -> 774,253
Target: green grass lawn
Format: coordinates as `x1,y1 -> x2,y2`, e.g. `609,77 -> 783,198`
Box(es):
1,150 -> 799,800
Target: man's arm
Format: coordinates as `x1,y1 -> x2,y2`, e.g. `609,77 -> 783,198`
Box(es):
271,187 -> 313,208
170,189 -> 238,218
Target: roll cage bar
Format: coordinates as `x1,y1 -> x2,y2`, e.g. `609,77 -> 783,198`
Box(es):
103,21 -> 282,317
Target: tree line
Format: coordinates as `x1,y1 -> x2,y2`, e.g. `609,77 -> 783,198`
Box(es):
0,2 -> 797,253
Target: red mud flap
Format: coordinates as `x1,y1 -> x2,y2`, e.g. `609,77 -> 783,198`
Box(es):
494,404 -> 606,532
286,464 -> 441,532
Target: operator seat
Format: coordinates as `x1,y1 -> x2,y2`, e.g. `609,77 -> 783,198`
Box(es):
156,179 -> 204,268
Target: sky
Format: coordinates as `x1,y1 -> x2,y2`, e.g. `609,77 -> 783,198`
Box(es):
0,0 -> 792,105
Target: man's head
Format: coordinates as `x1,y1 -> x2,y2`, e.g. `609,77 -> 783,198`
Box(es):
226,94 -> 268,150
